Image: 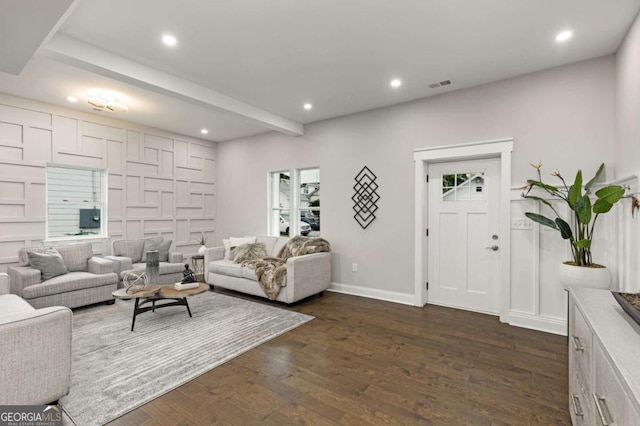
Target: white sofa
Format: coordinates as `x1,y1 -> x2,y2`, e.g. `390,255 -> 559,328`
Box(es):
205,236 -> 331,304
0,273 -> 72,405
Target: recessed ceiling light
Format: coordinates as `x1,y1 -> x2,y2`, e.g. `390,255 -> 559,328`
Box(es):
390,79 -> 402,88
201,128 -> 209,135
66,96 -> 78,102
303,103 -> 313,110
555,30 -> 573,42
162,34 -> 177,47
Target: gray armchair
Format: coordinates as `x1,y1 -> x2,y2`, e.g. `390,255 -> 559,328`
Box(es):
107,237 -> 184,285
7,243 -> 118,309
0,273 -> 72,405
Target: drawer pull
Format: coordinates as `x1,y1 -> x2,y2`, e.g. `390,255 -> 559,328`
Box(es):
592,393 -> 613,426
572,335 -> 585,352
571,393 -> 584,417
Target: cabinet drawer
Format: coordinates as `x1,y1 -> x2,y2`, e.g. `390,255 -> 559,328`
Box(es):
571,303 -> 593,380
594,342 -> 630,426
569,365 -> 593,426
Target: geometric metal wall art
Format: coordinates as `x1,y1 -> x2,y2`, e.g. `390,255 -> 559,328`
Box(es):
352,166 -> 379,229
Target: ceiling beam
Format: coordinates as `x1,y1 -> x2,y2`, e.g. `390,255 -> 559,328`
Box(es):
0,0 -> 79,75
44,34 -> 304,136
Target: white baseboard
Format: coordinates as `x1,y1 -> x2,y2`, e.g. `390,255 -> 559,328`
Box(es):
328,282 -> 415,306
328,284 -> 567,336
506,310 -> 567,336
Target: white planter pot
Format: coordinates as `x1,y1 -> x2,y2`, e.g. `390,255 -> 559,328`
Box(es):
558,262 -> 611,291
197,245 -> 207,256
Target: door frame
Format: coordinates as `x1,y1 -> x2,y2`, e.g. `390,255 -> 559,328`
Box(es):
413,138 -> 513,322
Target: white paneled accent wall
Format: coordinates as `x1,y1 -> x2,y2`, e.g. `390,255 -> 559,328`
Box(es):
0,94 -> 215,271
508,184 -> 632,335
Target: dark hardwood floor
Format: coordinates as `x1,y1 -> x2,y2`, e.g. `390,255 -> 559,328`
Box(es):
108,290 -> 569,425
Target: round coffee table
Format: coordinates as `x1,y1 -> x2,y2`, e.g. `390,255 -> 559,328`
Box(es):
112,283 -> 209,331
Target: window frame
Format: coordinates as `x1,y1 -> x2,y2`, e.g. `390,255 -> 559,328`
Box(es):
45,163 -> 108,242
297,167 -> 320,234
267,170 -> 291,237
268,167 -> 320,237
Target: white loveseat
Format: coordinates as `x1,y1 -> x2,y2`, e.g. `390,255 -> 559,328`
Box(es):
204,236 -> 331,304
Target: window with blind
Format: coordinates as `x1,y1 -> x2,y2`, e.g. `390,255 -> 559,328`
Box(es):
46,165 -> 107,239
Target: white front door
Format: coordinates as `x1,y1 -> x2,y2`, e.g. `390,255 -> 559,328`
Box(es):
427,158 -> 501,314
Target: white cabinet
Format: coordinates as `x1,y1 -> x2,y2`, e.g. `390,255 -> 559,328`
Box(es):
569,289 -> 640,425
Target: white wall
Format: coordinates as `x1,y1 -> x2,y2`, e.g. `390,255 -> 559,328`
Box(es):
613,11 -> 640,295
217,56 -> 616,334
0,94 -> 215,271
616,11 -> 640,179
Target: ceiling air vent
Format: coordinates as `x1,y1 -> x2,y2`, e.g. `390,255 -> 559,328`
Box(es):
428,79 -> 453,89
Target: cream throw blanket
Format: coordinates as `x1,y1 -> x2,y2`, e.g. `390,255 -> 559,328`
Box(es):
246,236 -> 330,300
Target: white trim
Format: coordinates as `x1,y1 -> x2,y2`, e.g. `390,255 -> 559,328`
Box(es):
414,138 -> 514,158
45,163 -> 108,241
266,171 -> 273,235
610,174 -> 639,185
506,310 -> 566,336
328,282 -> 415,306
413,138 -> 513,325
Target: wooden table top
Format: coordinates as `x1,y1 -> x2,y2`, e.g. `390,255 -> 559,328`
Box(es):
159,282 -> 209,298
112,285 -> 160,299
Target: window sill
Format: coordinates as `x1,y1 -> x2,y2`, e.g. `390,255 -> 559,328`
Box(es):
44,235 -> 109,244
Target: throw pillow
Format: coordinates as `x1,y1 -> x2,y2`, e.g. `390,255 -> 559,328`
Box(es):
157,240 -> 172,262
233,243 -> 268,264
28,249 -> 68,281
223,239 -> 230,260
141,239 -> 172,262
18,247 -> 49,266
229,236 -> 257,259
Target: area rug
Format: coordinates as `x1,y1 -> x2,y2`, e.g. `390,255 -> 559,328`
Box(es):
60,291 -> 313,426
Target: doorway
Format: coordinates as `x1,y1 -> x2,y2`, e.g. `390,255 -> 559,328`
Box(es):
428,158 -> 500,314
413,139 -> 513,320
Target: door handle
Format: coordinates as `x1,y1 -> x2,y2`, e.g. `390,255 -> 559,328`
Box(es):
485,245 -> 499,251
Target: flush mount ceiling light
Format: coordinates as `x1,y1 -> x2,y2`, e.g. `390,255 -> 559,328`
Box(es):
201,128 -> 209,135
555,30 -> 573,42
390,79 -> 402,88
303,103 -> 313,110
162,34 -> 177,47
86,89 -> 128,113
66,96 -> 77,102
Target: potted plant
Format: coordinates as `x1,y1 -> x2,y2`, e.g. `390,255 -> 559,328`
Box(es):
522,162 -> 625,290
196,232 -> 207,256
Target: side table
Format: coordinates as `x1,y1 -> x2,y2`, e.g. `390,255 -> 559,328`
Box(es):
191,254 -> 205,282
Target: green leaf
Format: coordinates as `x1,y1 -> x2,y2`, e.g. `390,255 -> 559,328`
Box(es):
576,239 -> 591,249
595,185 -> 625,204
593,198 -> 614,214
527,180 -> 560,194
555,218 -> 573,240
585,163 -> 605,193
525,212 -> 557,230
569,170 -> 582,207
575,195 -> 591,225
521,194 -> 554,210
